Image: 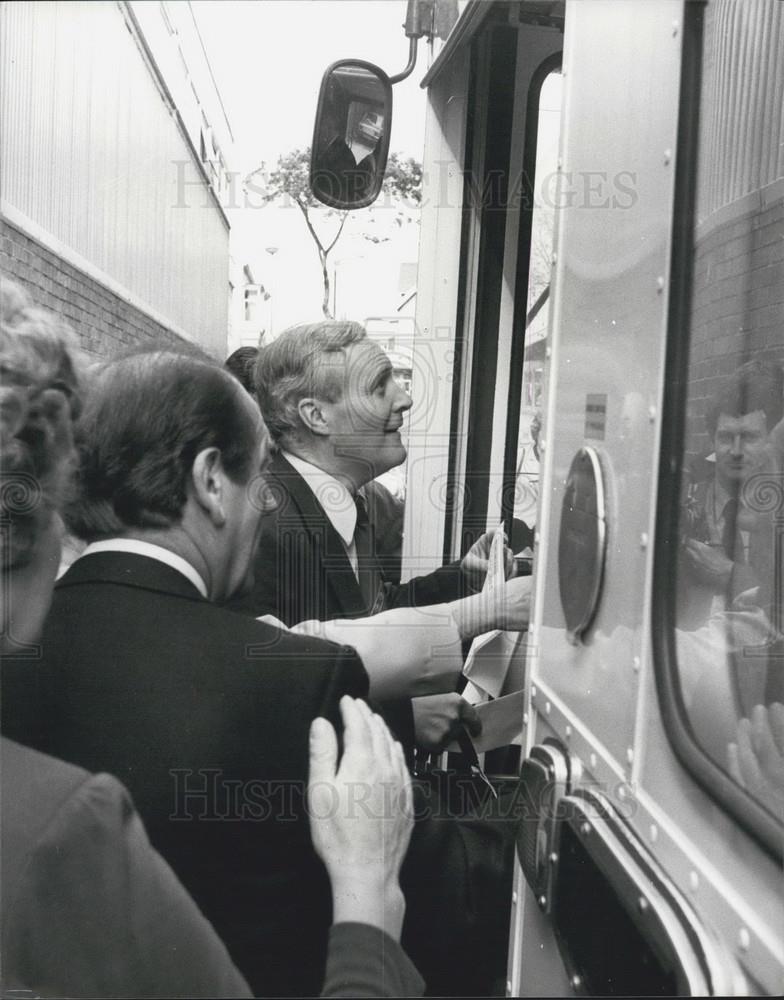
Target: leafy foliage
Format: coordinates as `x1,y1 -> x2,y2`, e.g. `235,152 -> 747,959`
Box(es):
246,148 -> 423,317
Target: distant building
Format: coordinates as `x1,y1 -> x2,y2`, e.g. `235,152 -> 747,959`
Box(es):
230,264 -> 269,351
1,1 -> 235,359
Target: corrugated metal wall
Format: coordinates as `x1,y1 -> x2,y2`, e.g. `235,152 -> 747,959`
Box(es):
0,1 -> 229,355
697,0 -> 784,225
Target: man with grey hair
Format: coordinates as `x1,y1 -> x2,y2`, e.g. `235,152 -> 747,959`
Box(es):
232,319 -> 522,752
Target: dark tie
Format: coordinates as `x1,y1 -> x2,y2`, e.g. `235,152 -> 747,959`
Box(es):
721,497 -> 740,560
354,493 -> 384,614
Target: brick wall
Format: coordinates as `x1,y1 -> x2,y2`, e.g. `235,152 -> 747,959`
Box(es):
685,197 -> 784,458
1,218 -> 206,361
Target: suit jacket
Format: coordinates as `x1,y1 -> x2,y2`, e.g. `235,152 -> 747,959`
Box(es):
2,553 -> 369,998
1,737 -> 251,998
0,738 -> 423,999
230,452 -> 468,625
229,453 -> 469,752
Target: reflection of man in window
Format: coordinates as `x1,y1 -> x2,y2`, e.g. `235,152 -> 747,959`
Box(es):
684,360 -> 783,611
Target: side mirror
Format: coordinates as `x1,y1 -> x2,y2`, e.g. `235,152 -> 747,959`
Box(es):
310,60 -> 392,210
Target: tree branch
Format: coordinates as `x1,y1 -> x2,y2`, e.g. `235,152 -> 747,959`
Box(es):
324,211 -> 349,254
296,198 -> 326,255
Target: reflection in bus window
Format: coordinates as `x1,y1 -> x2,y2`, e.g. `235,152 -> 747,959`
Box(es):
674,0 -> 783,826
513,70 -> 562,539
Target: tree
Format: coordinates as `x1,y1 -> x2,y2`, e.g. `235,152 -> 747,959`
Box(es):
250,148 -> 347,318
248,148 -> 423,318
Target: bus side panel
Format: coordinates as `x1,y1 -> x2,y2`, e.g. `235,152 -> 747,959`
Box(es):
511,1 -> 684,994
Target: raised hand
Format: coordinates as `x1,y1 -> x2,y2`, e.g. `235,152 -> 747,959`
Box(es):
308,696 -> 413,941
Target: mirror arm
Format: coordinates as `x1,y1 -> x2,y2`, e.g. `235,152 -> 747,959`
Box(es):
389,35 -> 419,85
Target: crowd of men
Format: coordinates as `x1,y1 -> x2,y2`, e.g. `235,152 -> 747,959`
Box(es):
1,278 -> 530,997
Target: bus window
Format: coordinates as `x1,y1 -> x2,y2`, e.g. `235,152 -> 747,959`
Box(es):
512,70 -> 561,536
504,67 -> 562,551
658,0 -> 783,850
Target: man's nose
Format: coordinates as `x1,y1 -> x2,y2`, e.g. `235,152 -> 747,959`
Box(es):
394,383 -> 413,412
730,433 -> 743,454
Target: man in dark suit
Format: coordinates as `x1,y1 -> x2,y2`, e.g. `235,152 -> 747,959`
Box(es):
230,320 -> 519,752
2,351 -> 371,997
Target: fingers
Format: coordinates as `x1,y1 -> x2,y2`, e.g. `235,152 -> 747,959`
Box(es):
340,694 -> 372,759
309,716 -> 338,785
503,545 -> 515,580
460,699 -> 482,738
368,704 -> 393,767
750,704 -> 784,776
769,703 -> 784,756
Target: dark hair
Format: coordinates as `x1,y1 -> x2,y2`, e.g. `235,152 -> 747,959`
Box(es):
67,351 -> 260,540
225,346 -> 259,395
255,320 -> 366,442
0,276 -> 82,566
705,360 -> 784,438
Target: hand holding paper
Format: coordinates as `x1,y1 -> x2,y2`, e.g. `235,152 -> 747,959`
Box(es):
460,527 -> 514,591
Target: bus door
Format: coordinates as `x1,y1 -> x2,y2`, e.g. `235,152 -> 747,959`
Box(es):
410,0 -> 783,996
506,1 -> 784,996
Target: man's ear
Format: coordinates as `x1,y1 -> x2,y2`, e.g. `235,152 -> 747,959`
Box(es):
190,447 -> 226,526
297,397 -> 331,437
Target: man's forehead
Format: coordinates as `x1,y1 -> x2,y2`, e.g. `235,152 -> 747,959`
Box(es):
716,409 -> 767,432
345,339 -> 390,376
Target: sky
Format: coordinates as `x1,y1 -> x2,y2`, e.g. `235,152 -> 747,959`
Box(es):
191,0 -> 428,171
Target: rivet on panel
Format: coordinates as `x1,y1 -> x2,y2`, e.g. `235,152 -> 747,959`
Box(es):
549,852 -> 559,864
580,821 -> 591,836
638,896 -> 649,913
672,19 -> 679,36
538,894 -> 547,909
633,655 -> 641,673
626,747 -> 634,765
545,346 -> 552,359
531,685 -> 538,699
565,724 -> 572,738
738,927 -> 750,952
540,438 -> 547,453
656,276 -> 664,293
618,785 -> 626,800
523,712 -> 529,726
650,824 -> 658,843
640,533 -> 649,549
557,157 -> 563,170
512,890 -> 518,905
571,974 -> 582,990
545,701 -> 551,715
551,252 -> 557,266
663,149 -> 672,165
689,871 -> 699,892
648,406 -> 656,422
589,752 -> 597,768
506,980 -> 512,995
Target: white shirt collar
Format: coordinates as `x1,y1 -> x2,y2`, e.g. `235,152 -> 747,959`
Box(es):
282,450 -> 357,547
78,539 -> 208,598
